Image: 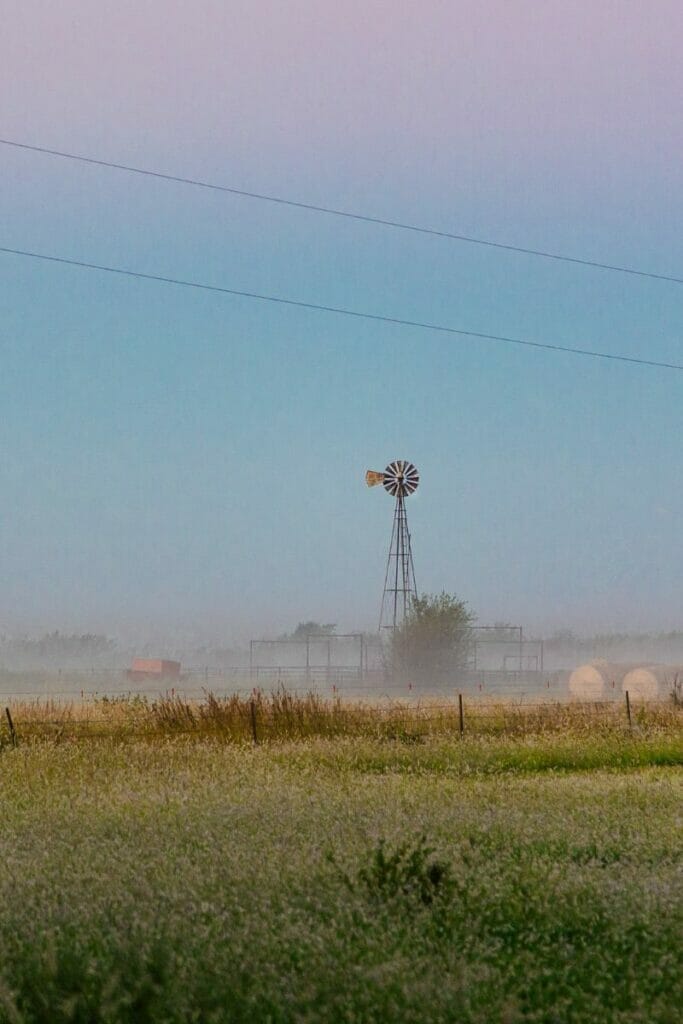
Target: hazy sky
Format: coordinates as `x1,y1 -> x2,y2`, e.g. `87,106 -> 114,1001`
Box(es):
2,0 -> 683,642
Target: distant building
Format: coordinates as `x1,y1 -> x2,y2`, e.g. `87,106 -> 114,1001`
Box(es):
127,658 -> 181,681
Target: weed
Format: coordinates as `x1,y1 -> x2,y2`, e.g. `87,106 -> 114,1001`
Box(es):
356,836 -> 453,906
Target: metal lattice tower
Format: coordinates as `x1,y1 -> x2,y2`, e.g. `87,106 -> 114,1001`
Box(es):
366,460 -> 419,631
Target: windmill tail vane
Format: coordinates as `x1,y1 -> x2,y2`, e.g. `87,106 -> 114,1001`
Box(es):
365,470 -> 385,487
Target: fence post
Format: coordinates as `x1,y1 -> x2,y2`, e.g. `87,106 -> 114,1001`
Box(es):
249,699 -> 258,745
5,707 -> 17,748
458,693 -> 464,737
625,690 -> 632,731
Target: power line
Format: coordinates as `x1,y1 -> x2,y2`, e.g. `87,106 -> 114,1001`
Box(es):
2,244 -> 681,371
2,137 -> 682,287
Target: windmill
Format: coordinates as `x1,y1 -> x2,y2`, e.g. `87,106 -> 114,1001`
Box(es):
366,460 -> 419,631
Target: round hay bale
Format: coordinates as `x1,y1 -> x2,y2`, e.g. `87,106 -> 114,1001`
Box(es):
567,661 -> 633,700
622,665 -> 681,701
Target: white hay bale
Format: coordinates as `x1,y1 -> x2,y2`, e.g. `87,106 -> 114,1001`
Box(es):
622,665 -> 681,701
567,661 -> 633,700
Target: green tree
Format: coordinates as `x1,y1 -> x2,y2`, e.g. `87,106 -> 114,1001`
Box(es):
288,622 -> 336,640
390,592 -> 474,684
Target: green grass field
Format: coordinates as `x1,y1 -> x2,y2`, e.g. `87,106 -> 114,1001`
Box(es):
0,701 -> 681,1023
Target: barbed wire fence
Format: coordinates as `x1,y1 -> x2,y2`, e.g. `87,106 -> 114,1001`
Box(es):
2,692 -> 680,747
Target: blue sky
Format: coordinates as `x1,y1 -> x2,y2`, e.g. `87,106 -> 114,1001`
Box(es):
2,1 -> 683,642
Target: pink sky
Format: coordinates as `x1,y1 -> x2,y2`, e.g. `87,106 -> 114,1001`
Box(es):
3,0 -> 682,204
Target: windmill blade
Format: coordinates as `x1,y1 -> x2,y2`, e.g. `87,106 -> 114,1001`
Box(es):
365,470 -> 385,487
403,464 -> 419,495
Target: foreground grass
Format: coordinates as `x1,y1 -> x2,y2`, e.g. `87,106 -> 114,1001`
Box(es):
0,725 -> 681,1023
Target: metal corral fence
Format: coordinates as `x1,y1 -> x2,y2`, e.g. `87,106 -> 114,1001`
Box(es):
248,627 -> 545,676
0,627 -> 549,701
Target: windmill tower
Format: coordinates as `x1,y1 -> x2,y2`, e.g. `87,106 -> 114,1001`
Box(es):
366,460 -> 419,631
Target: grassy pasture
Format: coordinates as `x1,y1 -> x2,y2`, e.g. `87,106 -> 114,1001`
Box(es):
0,697 -> 680,1023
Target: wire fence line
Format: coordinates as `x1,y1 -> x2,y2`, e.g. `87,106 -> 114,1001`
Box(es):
2,700 -> 667,720
2,692 -> 679,748
1,692 -> 676,718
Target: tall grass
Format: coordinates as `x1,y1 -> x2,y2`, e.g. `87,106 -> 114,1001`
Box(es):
3,689 -> 681,746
